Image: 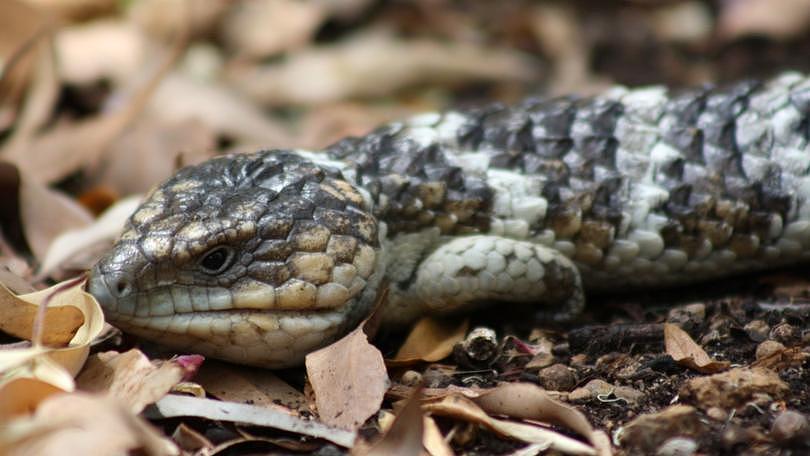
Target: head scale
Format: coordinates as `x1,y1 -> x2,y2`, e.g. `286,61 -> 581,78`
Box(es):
88,151 -> 384,367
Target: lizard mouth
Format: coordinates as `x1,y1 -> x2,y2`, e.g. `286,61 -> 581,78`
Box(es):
86,266 -> 371,368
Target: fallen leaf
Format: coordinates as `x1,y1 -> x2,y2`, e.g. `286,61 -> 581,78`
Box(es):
38,195 -> 142,278
0,392 -> 178,456
146,394 -> 356,448
664,323 -> 729,373
0,267 -> 34,294
0,0 -> 52,108
422,415 -> 454,456
195,360 -> 308,411
0,279 -> 104,376
171,422 -> 212,453
55,20 -> 146,85
509,443 -> 555,456
95,117 -> 215,195
718,0 -> 810,41
229,30 -> 539,106
76,349 -> 203,414
0,279 -> 106,420
0,282 -> 84,346
0,357 -> 75,419
389,317 -> 469,365
0,26 -> 185,184
5,33 -> 59,147
18,0 -> 118,22
18,170 -> 94,264
473,383 -> 610,455
424,394 -> 595,455
361,387 -> 424,456
144,72 -> 293,147
305,323 -> 388,431
129,0 -> 226,42
220,0 -> 326,58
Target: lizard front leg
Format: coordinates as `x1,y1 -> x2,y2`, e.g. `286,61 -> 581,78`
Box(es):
383,235 -> 584,326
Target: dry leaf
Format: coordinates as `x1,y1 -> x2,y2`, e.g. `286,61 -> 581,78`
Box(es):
474,383 -> 611,456
220,0 -> 326,58
0,358 -> 75,419
718,0 -> 810,41
509,443 -> 554,456
0,267 -> 34,294
0,0 -> 52,107
18,170 -> 94,264
55,20 -> 146,85
361,388 -> 424,456
422,415 -> 454,456
19,0 -> 117,22
144,72 -> 293,147
305,323 -> 388,430
148,394 -> 356,448
389,317 -> 469,365
424,394 -> 595,455
0,392 -> 178,456
6,34 -> 59,145
664,323 -> 730,373
76,349 -> 203,413
0,279 -> 104,376
229,31 -> 538,106
171,422 -> 212,453
195,360 -> 308,411
129,0 -> 226,41
0,279 -> 105,420
39,195 -> 142,277
95,117 -> 215,195
0,282 -> 84,346
1,27 -> 184,184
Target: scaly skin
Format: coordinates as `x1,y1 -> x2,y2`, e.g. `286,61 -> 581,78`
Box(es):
89,72 -> 810,367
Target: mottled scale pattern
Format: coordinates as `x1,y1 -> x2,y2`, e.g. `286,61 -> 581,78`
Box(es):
88,72 -> 810,367
327,72 -> 810,287
91,152 -> 384,365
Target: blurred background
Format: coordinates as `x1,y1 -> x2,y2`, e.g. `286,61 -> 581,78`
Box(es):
1,0 -> 810,283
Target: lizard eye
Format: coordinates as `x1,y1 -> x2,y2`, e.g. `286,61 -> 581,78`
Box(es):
199,246 -> 234,274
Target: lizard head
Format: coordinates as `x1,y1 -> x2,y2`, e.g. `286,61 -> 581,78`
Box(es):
87,151 -> 383,367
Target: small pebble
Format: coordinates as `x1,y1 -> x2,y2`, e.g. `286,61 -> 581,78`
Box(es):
743,319 -> 770,342
400,370 -> 422,386
771,410 -> 809,444
755,340 -> 785,360
537,363 -> 577,391
656,437 -> 698,456
770,323 -> 797,344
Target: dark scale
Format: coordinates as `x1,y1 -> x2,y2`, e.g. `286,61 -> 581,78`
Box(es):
328,125 -> 493,235
327,75 -> 808,267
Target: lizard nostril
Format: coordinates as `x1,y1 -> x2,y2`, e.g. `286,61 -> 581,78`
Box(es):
115,279 -> 131,297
